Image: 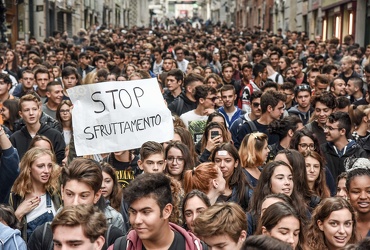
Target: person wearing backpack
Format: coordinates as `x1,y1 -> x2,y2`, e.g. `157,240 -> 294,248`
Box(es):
0,204 -> 26,250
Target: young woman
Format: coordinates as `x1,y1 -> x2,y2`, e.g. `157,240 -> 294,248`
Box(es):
173,126 -> 198,165
199,121 -> 230,163
164,141 -> 194,186
303,150 -> 330,199
278,56 -> 291,75
101,162 -> 122,212
256,202 -> 305,250
349,104 -> 370,140
56,100 -> 73,145
1,99 -> 20,133
345,158 -> 370,239
211,143 -> 252,211
125,64 -> 138,77
204,73 -> 223,89
28,135 -> 54,152
184,162 -> 226,205
5,50 -> 21,80
238,132 -> 270,187
182,189 -> 211,232
336,172 -> 348,199
9,148 -> 61,241
306,197 -> 357,249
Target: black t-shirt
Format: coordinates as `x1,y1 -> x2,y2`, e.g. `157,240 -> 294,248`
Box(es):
142,231 -> 186,250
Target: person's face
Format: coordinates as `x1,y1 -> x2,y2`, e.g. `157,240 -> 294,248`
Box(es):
81,56 -> 91,66
184,196 -> 208,232
291,63 -> 302,77
5,51 -> 14,62
263,216 -> 300,249
308,71 -> 319,88
315,82 -> 329,95
242,67 -> 252,80
126,66 -> 135,76
270,100 -> 285,120
129,197 -> 171,242
19,101 -> 40,125
175,49 -> 184,61
53,225 -> 105,250
206,77 -> 218,89
56,51 -> 64,61
202,233 -> 246,250
203,92 -> 216,109
230,57 -> 239,69
316,59 -> 325,68
222,67 -> 234,82
305,155 -> 320,185
308,44 -> 316,54
270,55 -> 279,68
324,120 -> 344,143
348,175 -> 370,214
331,79 -> 346,97
0,78 -> 10,95
270,165 -> 293,196
28,59 -> 36,70
253,54 -> 262,64
95,59 -> 106,69
261,68 -> 268,81
315,102 -> 333,126
101,171 -> 114,198
306,57 -> 315,67
285,69 -> 294,79
1,106 -> 9,121
138,153 -> 166,173
317,209 -> 354,250
52,68 -> 60,78
107,74 -> 116,81
336,178 -> 348,199
281,89 -> 294,104
30,154 -> 53,186
62,74 -> 78,89
214,150 -> 237,181
221,89 -> 236,108
62,180 -> 101,206
166,147 -> 185,178
166,76 -> 182,92
345,80 -> 357,96
297,136 -> 315,154
204,68 -> 212,77
162,59 -> 172,72
251,98 -> 262,117
214,167 -> 226,194
260,197 -> 283,217
154,52 -> 161,61
113,55 -> 123,66
278,58 -> 287,71
141,61 -> 151,71
36,73 -> 49,91
341,60 -> 352,73
47,85 -> 64,105
296,91 -> 310,109
59,104 -> 72,122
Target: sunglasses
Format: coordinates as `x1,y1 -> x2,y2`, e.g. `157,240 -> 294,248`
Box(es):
252,102 -> 260,108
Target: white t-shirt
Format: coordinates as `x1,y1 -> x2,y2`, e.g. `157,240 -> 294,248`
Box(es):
180,110 -> 208,143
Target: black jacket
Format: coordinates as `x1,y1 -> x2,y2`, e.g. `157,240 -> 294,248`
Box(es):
168,91 -> 197,116
10,123 -> 66,164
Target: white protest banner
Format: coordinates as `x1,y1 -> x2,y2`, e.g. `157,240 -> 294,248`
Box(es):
67,78 -> 174,156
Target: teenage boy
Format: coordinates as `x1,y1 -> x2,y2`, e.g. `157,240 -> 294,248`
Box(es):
137,141 -> 166,173
34,67 -> 51,103
52,205 -> 107,250
28,158 -> 124,249
10,94 -> 66,163
13,70 -> 35,98
42,81 -> 64,119
346,77 -> 365,103
313,74 -> 330,95
109,173 -> 206,250
139,58 -> 156,78
288,85 -> 314,125
77,52 -> 94,79
305,91 -> 337,145
174,46 -> 189,73
221,62 -> 241,105
218,85 -> 244,128
280,82 -> 295,110
152,47 -> 163,75
194,203 -> 247,250
235,90 -> 286,148
163,69 -> 183,105
321,112 -> 367,180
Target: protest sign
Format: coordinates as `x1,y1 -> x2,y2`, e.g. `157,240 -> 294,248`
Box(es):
67,78 -> 174,156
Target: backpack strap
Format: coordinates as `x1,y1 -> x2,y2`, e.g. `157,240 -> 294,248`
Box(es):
113,235 -> 127,250
42,222 -> 53,250
175,97 -> 185,116
246,120 -> 258,133
105,224 -> 113,249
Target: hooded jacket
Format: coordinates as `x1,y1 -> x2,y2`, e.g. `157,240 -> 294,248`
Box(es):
0,222 -> 26,250
109,222 -> 204,250
288,105 -> 314,125
10,123 -> 65,164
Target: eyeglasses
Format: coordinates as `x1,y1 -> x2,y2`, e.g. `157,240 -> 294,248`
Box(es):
298,143 -> 316,150
206,97 -> 218,102
323,125 -> 342,131
59,109 -> 70,114
252,102 -> 260,108
167,157 -> 184,164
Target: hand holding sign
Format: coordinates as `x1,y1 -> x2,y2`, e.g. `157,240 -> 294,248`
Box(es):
67,78 -> 174,156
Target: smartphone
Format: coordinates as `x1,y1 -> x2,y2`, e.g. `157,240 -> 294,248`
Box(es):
211,131 -> 220,139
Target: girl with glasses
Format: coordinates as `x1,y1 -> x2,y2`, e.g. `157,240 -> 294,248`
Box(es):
56,100 -> 73,145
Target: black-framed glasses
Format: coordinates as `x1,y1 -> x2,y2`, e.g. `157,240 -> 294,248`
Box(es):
252,102 -> 260,108
323,125 -> 342,131
59,109 -> 70,114
166,157 -> 184,164
298,143 -> 315,150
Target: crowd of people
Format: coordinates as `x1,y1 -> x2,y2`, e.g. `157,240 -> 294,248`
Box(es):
0,23 -> 370,249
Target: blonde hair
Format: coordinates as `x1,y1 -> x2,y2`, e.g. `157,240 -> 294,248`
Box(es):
11,148 -> 60,197
239,132 -> 268,168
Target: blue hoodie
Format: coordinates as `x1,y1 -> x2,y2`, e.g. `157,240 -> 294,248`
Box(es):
0,222 -> 26,250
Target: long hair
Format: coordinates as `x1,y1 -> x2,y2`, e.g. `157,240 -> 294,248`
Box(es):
201,121 -> 230,152
303,150 -> 330,199
2,99 -> 20,132
183,162 -> 219,194
164,141 -> 194,182
239,132 -> 268,168
306,197 -> 357,249
5,50 -> 19,71
56,100 -> 73,129
101,162 -> 122,211
290,128 -> 322,155
211,143 -> 252,210
174,126 -> 198,164
11,148 -> 60,197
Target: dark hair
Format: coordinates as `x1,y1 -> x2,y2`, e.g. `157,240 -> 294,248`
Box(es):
56,100 -> 73,125
184,73 -> 204,88
290,129 -> 322,155
260,90 -> 286,113
164,141 -> 194,181
123,173 -> 172,215
46,81 -> 63,92
252,63 -> 266,78
311,91 -> 337,109
2,99 -> 20,132
250,90 -> 263,102
280,82 -> 295,92
327,111 -> 352,138
0,204 -> 20,229
336,96 -> 351,110
167,69 -> 184,82
0,73 -> 12,85
194,84 -> 216,102
345,158 -> 370,191
201,121 -> 230,152
139,141 -> 164,161
268,116 -> 302,140
173,127 -> 198,164
100,162 -> 122,211
182,189 -> 211,227
242,235 -> 292,250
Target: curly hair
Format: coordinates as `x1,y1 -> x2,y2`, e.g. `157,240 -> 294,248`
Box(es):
11,148 -> 60,197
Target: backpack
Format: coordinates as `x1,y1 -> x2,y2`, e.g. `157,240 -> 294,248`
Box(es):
244,120 -> 258,133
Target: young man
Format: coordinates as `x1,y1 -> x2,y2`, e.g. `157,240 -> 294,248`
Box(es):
152,47 -> 163,75
139,58 -> 156,78
0,73 -> 15,123
291,59 -> 308,85
168,73 -> 204,116
62,66 -> 79,94
313,74 -> 330,95
77,52 -> 94,79
159,56 -> 174,84
346,77 -> 364,103
307,68 -> 320,89
109,173 -> 205,250
280,82 -> 295,110
288,85 -> 314,125
112,51 -> 125,74
10,94 -> 65,163
321,64 -> 338,82
93,54 -> 107,71
34,67 -> 51,103
218,85 -> 244,128
42,81 -> 64,119
251,63 -> 267,90
330,77 -> 347,97
239,62 -> 258,113
28,158 -> 125,249
174,46 -> 189,73
52,205 -> 107,250
321,112 -> 367,180
221,62 -> 241,105
13,70 -> 35,98
194,203 -> 247,250
235,90 -> 286,148
137,141 -> 166,173
163,69 -> 183,105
